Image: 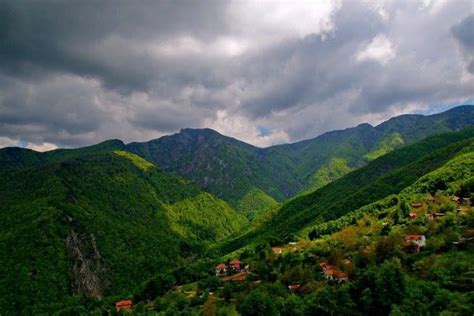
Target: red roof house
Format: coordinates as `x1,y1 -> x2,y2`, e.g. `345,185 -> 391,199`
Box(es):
404,235 -> 426,253
115,300 -> 132,312
215,263 -> 228,275
272,247 -> 282,254
229,259 -> 242,271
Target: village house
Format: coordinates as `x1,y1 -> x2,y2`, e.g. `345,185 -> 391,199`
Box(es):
229,259 -> 242,271
320,262 -> 349,283
462,197 -> 471,205
408,212 -> 418,220
115,300 -> 132,312
425,212 -> 445,220
335,271 -> 349,283
215,263 -> 228,275
452,196 -> 461,204
411,202 -> 423,208
272,247 -> 282,254
288,284 -> 301,292
404,235 -> 426,253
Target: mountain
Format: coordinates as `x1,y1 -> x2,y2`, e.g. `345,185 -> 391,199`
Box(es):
219,126 -> 474,253
126,105 -> 474,215
1,105 -> 473,314
0,147 -> 246,314
126,128 -> 296,214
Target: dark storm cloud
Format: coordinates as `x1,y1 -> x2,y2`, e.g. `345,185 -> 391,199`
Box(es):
0,0 -> 473,149
0,0 -> 228,91
236,2 -> 385,118
452,14 -> 474,74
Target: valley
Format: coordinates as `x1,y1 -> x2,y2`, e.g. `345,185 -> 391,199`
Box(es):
0,105 -> 473,314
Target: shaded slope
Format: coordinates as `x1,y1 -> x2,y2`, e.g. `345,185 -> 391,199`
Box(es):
127,128 -> 301,208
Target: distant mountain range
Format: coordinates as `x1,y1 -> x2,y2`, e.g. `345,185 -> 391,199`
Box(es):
126,105 -> 474,215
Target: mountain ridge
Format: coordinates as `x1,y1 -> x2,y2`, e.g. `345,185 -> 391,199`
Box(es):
125,105 -> 474,212
2,105 -> 473,216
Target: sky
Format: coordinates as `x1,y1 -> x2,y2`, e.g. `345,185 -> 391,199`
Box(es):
0,0 -> 473,151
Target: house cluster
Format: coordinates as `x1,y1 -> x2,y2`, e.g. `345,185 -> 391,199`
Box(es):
319,261 -> 349,283
452,196 -> 471,205
215,259 -> 247,276
425,212 -> 445,220
404,235 -> 426,253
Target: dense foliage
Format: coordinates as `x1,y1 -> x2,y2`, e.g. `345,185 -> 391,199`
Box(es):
219,126 -> 474,253
0,150 -> 246,314
125,136 -> 474,315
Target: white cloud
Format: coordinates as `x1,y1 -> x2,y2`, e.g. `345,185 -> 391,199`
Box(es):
0,136 -> 19,148
207,110 -> 290,147
27,142 -> 58,152
356,34 -> 396,65
228,0 -> 341,43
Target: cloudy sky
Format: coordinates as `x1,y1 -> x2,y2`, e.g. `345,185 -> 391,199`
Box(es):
0,0 -> 473,151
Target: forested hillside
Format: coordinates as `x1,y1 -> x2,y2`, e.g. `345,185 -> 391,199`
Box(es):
0,149 -> 246,314
100,126 -> 474,316
219,126 -> 474,253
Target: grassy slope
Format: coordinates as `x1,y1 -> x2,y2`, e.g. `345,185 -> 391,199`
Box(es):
302,157 -> 354,193
363,132 -> 404,161
218,127 -> 474,253
301,150 -> 474,238
236,188 -> 279,220
0,150 -> 246,314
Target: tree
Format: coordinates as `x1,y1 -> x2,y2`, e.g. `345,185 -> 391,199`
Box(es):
308,230 -> 319,241
202,299 -> 216,316
374,236 -> 402,264
238,291 -> 278,316
135,274 -> 176,302
375,258 -> 406,314
223,282 -> 233,302
281,294 -> 304,316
